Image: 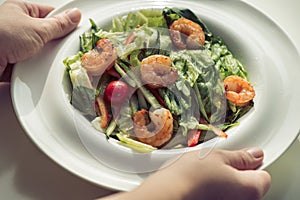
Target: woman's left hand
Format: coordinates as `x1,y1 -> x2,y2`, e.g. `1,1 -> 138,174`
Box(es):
0,0 -> 81,77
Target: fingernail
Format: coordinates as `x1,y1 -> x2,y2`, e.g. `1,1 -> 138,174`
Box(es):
246,147 -> 263,159
66,8 -> 81,23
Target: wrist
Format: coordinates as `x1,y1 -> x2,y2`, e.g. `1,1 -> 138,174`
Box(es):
129,171 -> 193,200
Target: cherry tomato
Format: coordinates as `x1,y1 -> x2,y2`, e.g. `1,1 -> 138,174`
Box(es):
104,80 -> 129,104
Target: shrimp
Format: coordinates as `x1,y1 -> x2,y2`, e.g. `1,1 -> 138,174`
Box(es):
133,108 -> 174,147
169,17 -> 205,49
81,38 -> 117,76
224,75 -> 255,106
140,55 -> 178,88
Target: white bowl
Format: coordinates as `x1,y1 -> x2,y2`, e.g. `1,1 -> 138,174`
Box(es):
12,0 -> 300,191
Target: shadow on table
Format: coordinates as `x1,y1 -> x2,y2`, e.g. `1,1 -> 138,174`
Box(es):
264,138 -> 300,200
0,84 -> 114,200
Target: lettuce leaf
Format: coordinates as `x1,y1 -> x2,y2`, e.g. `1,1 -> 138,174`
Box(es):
80,19 -> 101,53
63,53 -> 96,117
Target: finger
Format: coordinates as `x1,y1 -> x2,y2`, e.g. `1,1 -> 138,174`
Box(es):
6,0 -> 54,18
36,4 -> 54,18
0,64 -> 13,82
24,1 -> 55,18
0,57 -> 8,79
222,147 -> 264,170
238,170 -> 271,198
0,65 -> 5,79
37,8 -> 81,43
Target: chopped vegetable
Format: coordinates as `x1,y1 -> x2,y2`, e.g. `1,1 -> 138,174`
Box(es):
63,54 -> 96,116
96,95 -> 109,129
116,134 -> 157,153
187,129 -> 202,147
104,80 -> 130,104
63,7 -> 255,151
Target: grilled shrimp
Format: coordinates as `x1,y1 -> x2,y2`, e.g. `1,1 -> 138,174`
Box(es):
133,108 -> 174,147
140,55 -> 178,88
169,17 -> 205,49
224,75 -> 255,106
81,38 -> 117,76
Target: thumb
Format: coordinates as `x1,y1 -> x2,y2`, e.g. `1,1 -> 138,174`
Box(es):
38,8 -> 81,43
223,147 -> 265,170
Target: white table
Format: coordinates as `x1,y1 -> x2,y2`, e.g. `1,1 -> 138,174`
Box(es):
0,0 -> 299,199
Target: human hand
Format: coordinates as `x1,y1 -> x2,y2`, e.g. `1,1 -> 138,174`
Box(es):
100,147 -> 271,200
141,147 -> 271,200
0,0 -> 81,77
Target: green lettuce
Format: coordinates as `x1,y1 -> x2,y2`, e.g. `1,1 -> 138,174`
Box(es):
63,53 -> 96,117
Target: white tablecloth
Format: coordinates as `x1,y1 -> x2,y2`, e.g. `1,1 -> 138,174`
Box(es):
0,0 -> 299,199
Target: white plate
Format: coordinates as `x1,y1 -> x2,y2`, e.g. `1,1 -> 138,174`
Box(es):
11,0 -> 300,191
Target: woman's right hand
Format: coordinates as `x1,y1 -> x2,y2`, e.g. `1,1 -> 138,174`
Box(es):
100,147 -> 271,200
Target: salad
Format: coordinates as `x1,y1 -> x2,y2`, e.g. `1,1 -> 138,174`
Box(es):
63,7 -> 255,152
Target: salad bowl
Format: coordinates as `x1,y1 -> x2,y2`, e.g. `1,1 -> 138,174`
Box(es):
11,0 -> 300,191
